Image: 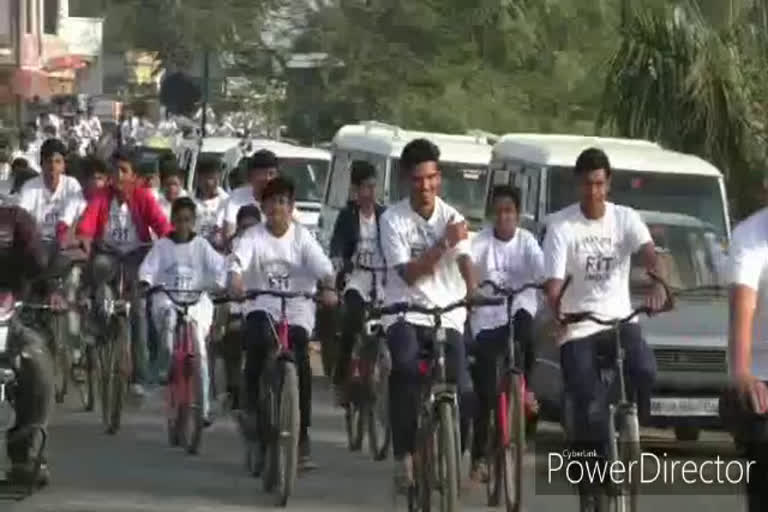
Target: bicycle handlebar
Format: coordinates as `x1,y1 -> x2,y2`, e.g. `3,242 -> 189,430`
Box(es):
478,280 -> 545,297
556,270 -> 675,326
370,295 -> 504,318
145,285 -> 205,307
212,289 -> 318,304
357,264 -> 389,273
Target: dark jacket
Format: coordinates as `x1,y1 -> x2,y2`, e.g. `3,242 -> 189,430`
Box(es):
329,201 -> 387,286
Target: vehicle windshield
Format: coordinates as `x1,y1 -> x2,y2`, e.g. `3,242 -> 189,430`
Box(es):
232,157 -> 329,203
389,158 -> 489,230
548,166 -> 727,239
135,147 -> 174,175
630,219 -> 727,295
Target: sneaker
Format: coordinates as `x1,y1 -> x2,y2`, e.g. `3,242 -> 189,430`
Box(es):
470,458 -> 489,483
298,436 -> 317,471
129,383 -> 146,399
393,454 -> 414,493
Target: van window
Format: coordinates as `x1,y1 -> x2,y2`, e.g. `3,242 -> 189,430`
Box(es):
231,157 -> 330,203
390,159 -> 490,229
548,167 -> 727,238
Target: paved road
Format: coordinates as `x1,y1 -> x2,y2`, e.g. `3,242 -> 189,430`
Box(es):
3,355 -> 751,512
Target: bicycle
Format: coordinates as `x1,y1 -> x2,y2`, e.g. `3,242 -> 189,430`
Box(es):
343,262 -> 391,461
556,272 -> 674,512
475,280 -> 544,512
370,295 -> 503,512
214,288 -> 317,507
147,286 -> 209,455
89,241 -> 152,435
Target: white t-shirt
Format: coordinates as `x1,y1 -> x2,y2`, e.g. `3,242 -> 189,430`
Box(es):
345,213 -> 385,301
229,222 -> 334,335
223,186 -> 261,229
18,175 -> 84,240
470,227 -> 544,337
728,207 -> 768,379
542,202 -> 652,344
195,188 -> 229,241
104,198 -> 140,253
379,197 -> 472,332
139,236 -> 226,292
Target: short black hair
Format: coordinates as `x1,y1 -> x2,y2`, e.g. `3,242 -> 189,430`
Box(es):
11,157 -> 29,169
171,196 -> 197,218
350,160 -> 376,186
40,138 -> 67,162
161,163 -> 184,182
574,147 -> 611,178
112,148 -> 139,172
196,157 -> 221,175
248,149 -> 278,172
261,176 -> 295,203
491,185 -> 521,212
400,138 -> 440,172
237,204 -> 262,225
82,156 -> 108,178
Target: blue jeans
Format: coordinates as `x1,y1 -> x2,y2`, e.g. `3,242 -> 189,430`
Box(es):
560,323 -> 656,452
386,320 -> 474,458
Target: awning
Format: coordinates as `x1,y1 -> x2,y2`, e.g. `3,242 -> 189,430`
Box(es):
44,54 -> 89,71
11,68 -> 51,100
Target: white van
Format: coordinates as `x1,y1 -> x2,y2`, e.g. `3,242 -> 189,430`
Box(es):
319,121 -> 494,251
222,139 -> 331,236
177,136 -> 244,192
492,134 -> 730,441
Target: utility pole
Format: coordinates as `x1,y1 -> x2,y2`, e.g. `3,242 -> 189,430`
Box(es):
201,48 -> 209,138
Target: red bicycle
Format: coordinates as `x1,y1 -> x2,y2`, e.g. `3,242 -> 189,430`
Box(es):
477,280 -> 544,512
147,286 -> 208,455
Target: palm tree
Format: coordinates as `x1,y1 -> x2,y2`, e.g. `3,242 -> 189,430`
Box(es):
598,0 -> 768,218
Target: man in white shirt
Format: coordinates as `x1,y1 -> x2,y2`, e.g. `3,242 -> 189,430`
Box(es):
722,206 -> 768,511
228,177 -> 337,471
194,157 -> 228,250
85,106 -> 102,142
221,150 -> 278,237
157,165 -> 188,221
379,138 -> 476,488
542,147 -> 666,500
468,184 -> 543,480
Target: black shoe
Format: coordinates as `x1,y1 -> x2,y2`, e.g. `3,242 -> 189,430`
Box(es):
298,436 -> 317,471
6,464 -> 50,487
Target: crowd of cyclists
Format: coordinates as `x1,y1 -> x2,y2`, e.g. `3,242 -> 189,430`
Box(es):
3,129 -> 768,512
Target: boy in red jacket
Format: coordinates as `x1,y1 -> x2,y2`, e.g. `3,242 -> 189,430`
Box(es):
78,149 -> 172,397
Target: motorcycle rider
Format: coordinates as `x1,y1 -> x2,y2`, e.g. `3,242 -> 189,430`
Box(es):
0,204 -> 62,485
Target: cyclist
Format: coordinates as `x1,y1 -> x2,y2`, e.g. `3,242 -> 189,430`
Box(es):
378,138 -> 477,489
0,204 -> 62,485
468,184 -> 544,481
194,157 -> 229,249
138,197 -> 226,425
541,147 -> 666,500
77,148 -> 172,398
228,177 -> 337,471
720,204 -> 768,511
329,160 -> 387,404
221,149 -> 278,238
157,164 -> 188,221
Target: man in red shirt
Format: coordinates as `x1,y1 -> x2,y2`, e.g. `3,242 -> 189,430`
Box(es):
77,149 -> 171,397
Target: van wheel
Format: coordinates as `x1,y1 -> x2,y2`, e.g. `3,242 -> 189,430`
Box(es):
674,426 -> 700,442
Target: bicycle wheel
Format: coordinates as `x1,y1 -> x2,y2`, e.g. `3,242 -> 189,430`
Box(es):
486,406 -> 502,507
78,345 -> 96,411
275,362 -> 300,507
106,317 -> 130,435
182,342 -> 205,455
346,403 -> 365,452
618,410 -> 641,512
408,426 -> 432,512
437,401 -> 459,512
502,374 -> 524,512
368,338 -> 391,461
98,334 -> 116,433
53,316 -> 69,404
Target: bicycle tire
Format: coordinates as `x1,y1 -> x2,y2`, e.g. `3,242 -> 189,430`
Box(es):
54,316 -> 69,404
107,317 -> 130,435
486,406 -> 501,506
503,374 -> 524,512
367,340 -> 391,461
346,403 -> 364,452
618,411 -> 641,512
261,368 -> 278,491
182,347 -> 205,455
78,345 -> 96,411
413,428 -> 432,512
98,334 -> 116,433
438,401 -> 459,512
275,362 -> 300,507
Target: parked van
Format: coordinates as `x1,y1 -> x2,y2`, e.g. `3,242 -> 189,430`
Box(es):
319,121 -> 494,251
223,139 -> 331,236
492,133 -> 730,441
176,136 -> 243,192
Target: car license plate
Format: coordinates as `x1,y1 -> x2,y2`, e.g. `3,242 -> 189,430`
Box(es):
650,397 -> 719,417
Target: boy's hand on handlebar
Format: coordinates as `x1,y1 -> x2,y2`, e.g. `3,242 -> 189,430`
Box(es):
732,373 -> 768,415
228,273 -> 245,299
645,281 -> 668,314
